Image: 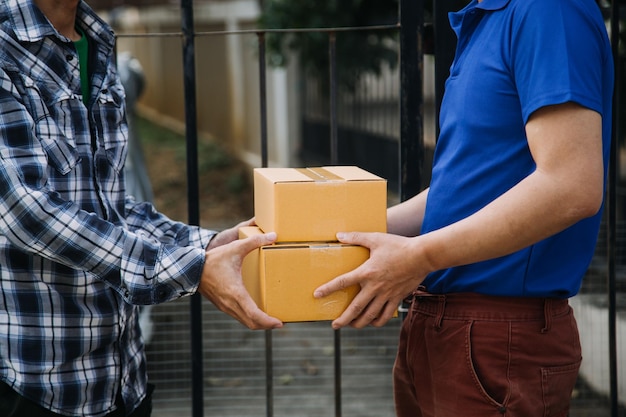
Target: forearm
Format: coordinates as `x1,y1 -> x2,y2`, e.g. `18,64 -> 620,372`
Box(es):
387,188 -> 429,237
0,164 -> 205,304
418,103 -> 604,274
125,198 -> 216,249
418,167 -> 601,274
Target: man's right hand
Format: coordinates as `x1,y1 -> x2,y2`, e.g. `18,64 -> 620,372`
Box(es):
198,231 -> 283,330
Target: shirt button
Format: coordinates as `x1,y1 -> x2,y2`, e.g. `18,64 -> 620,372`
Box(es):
66,54 -> 74,61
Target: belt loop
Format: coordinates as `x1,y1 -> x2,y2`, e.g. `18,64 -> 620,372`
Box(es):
541,299 -> 551,333
435,295 -> 446,329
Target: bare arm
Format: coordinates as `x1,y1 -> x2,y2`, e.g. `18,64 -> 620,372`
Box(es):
315,102 -> 604,329
387,188 -> 429,237
419,102 -> 603,270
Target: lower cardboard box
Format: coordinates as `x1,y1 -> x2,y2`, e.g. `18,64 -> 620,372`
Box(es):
239,226 -> 366,322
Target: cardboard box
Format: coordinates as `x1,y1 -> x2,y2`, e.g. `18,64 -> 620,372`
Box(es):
254,166 -> 387,242
239,226 -> 366,322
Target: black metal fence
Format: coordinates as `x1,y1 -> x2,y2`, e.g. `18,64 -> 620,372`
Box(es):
115,0 -> 624,415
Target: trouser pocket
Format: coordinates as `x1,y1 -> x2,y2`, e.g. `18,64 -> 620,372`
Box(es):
541,360 -> 582,417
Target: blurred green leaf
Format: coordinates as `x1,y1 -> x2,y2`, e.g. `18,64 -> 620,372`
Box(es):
258,0 -> 402,92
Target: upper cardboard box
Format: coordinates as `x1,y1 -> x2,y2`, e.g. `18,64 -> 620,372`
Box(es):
254,166 -> 387,242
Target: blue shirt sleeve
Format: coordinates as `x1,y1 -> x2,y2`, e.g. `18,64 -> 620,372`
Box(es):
511,0 -> 608,122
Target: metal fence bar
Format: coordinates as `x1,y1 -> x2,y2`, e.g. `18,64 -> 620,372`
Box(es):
195,25 -> 400,37
264,329 -> 274,417
258,33 -> 270,169
334,329 -> 342,417
608,2 -> 620,415
329,31 -> 339,166
399,0 -> 424,201
256,31 -> 274,417
327,29 -> 342,417
179,1 -> 203,417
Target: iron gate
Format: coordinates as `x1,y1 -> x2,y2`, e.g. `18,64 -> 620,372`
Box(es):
110,0 -> 624,415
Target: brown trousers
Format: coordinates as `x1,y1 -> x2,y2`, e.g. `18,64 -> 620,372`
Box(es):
394,291 -> 581,417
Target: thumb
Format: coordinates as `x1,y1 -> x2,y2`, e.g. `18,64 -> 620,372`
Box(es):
237,231 -> 276,254
336,231 -> 370,247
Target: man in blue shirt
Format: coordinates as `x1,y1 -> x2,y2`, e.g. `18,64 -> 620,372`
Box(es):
315,0 -> 613,415
0,0 -> 281,416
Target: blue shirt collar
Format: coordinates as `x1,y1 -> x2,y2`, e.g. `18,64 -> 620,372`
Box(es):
475,0 -> 511,11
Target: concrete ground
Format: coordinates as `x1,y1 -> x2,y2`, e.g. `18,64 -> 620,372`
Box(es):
146,298 -> 400,417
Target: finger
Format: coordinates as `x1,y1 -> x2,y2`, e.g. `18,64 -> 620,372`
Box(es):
237,298 -> 283,330
329,291 -> 374,330
313,269 -> 359,299
336,231 -> 375,248
209,219 -> 261,250
347,297 -> 388,329
213,286 -> 283,330
342,298 -> 387,329
237,217 -> 256,228
235,281 -> 282,330
243,307 -> 284,330
369,301 -> 400,328
236,232 -> 276,255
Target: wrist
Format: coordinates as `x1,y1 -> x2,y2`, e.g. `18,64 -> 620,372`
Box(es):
413,232 -> 442,275
206,231 -> 220,251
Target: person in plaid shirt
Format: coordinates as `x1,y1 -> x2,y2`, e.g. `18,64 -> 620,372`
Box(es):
0,0 -> 282,416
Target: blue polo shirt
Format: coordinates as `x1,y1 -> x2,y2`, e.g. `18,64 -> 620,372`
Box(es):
420,0 -> 613,297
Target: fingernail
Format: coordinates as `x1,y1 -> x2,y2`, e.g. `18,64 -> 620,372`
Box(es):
265,232 -> 277,240
336,232 -> 345,240
313,290 -> 322,298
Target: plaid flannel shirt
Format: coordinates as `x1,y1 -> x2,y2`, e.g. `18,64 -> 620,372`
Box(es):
0,1 -> 215,415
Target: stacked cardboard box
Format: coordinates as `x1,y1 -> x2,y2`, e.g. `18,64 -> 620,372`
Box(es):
240,166 -> 387,322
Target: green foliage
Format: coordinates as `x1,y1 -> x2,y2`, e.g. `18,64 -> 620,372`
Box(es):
197,141 -> 233,172
226,171 -> 247,194
136,115 -> 184,147
258,0 -> 400,92
137,116 -> 233,174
